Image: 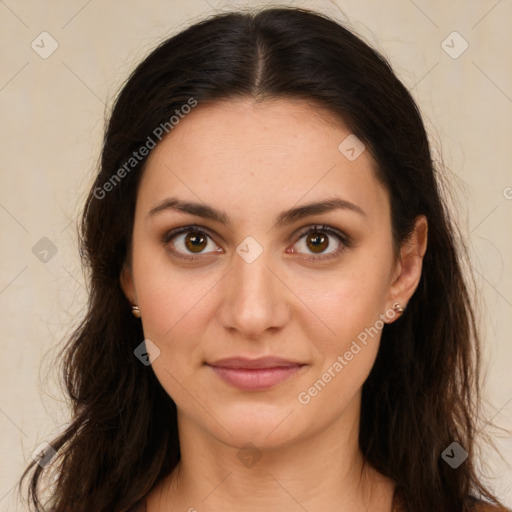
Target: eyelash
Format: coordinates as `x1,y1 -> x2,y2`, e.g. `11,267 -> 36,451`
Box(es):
162,224 -> 352,263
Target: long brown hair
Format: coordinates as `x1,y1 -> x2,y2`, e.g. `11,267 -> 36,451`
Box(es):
18,7 -> 507,511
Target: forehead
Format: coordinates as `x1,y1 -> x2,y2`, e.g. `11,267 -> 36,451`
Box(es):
138,97 -> 390,227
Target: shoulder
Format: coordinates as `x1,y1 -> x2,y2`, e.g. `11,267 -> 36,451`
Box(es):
392,489 -> 510,512
126,499 -> 146,512
471,501 -> 511,512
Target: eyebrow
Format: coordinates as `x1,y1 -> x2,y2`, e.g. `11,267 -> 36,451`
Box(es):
147,196 -> 366,228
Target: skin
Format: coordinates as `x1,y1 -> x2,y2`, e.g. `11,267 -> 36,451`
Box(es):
121,97 -> 428,512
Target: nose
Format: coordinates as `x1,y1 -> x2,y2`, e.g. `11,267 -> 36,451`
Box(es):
216,247 -> 290,340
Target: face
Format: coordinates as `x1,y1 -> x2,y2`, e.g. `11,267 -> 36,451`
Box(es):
121,97 -> 426,451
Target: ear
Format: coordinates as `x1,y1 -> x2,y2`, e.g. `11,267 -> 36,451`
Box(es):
386,215 -> 428,322
120,261 -> 137,306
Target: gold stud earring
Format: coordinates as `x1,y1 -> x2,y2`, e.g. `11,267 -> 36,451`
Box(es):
131,306 -> 141,318
392,302 -> 404,314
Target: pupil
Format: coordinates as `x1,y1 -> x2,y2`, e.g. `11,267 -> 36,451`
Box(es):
186,232 -> 206,253
308,232 -> 328,253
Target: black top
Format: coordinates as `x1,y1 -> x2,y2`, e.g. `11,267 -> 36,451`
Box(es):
127,498 -> 146,512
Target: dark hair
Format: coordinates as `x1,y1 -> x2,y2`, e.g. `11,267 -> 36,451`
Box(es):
19,6 -> 506,512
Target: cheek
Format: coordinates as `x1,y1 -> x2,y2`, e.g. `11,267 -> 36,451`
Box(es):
296,254 -> 392,348
307,284 -> 384,387
294,279 -> 387,414
133,262 -> 212,400
131,241 -> 216,339
293,252 -> 393,408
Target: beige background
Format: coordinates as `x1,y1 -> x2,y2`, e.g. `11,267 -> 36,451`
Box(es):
1,0 -> 511,510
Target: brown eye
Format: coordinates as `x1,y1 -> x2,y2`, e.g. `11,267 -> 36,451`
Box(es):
184,232 -> 208,253
163,227 -> 221,259
305,232 -> 329,253
291,225 -> 350,260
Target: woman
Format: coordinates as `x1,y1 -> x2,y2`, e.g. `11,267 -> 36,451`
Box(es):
19,6 -> 510,512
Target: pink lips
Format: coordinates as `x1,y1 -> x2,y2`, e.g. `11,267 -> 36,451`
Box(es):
207,357 -> 304,391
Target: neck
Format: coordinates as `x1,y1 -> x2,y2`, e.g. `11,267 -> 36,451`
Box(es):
148,393 -> 395,511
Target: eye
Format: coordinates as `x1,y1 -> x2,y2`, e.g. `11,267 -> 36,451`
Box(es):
289,224 -> 351,261
162,224 -> 352,262
163,226 -> 221,260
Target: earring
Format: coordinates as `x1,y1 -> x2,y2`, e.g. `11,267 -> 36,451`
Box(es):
131,305 -> 141,318
392,302 -> 404,314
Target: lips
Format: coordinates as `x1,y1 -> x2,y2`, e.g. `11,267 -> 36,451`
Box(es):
207,357 -> 305,391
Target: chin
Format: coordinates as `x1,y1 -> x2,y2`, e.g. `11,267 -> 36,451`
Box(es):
207,399 -> 307,449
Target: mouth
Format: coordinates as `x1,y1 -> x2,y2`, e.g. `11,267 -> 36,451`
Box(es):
206,357 -> 306,391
